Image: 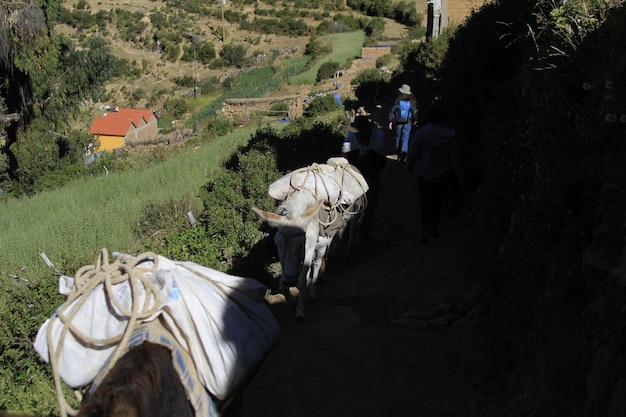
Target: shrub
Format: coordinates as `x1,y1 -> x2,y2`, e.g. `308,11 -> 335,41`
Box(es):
147,121 -> 345,287
407,24 -> 427,40
305,93 -> 342,117
316,61 -> 340,81
152,131 -> 280,276
205,117 -> 234,139
198,76 -> 221,94
135,194 -> 203,251
219,44 -> 251,68
350,68 -> 387,105
0,274 -> 66,414
304,35 -> 332,59
173,75 -> 195,88
375,53 -> 393,68
181,41 -> 216,64
161,41 -> 180,62
164,96 -> 188,119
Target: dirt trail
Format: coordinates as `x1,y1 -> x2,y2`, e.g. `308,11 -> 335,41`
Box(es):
241,157 -> 483,416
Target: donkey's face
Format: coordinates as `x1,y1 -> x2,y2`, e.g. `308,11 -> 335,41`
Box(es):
253,191 -> 322,288
273,226 -> 306,286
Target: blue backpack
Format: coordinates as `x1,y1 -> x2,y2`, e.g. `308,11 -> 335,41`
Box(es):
396,100 -> 412,123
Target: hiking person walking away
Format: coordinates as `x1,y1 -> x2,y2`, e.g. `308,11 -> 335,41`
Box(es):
406,105 -> 465,245
388,84 -> 418,163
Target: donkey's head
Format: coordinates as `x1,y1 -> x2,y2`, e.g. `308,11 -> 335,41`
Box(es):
254,190 -> 323,287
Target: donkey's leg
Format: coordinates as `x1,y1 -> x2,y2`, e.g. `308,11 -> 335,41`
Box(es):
344,214 -> 360,263
295,272 -> 309,321
295,253 -> 315,320
279,283 -> 296,307
308,236 -> 332,301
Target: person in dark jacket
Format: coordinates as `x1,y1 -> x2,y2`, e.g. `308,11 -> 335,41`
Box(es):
342,115 -> 387,240
406,105 -> 465,244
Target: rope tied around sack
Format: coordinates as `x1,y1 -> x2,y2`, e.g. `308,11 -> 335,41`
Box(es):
47,249 -> 162,417
286,161 -> 368,227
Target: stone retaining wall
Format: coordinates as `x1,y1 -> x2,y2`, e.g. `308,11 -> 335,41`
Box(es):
221,95 -> 304,120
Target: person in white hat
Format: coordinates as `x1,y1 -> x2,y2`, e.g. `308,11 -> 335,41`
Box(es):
398,84 -> 412,95
388,84 -> 418,162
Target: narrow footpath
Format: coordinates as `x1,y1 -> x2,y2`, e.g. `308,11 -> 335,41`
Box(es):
241,158 -> 484,417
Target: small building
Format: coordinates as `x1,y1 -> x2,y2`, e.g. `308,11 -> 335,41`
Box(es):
88,108 -> 159,152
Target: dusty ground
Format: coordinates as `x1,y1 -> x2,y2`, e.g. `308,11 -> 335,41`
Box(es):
240,151 -> 484,416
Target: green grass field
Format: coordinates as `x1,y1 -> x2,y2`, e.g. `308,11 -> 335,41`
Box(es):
289,31 -> 366,85
0,125 -> 256,281
0,31 -> 367,282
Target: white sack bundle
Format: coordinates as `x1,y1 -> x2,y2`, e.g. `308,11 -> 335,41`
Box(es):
34,250 -> 280,400
268,157 -> 368,205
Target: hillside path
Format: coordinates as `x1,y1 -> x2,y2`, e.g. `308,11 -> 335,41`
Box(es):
240,154 -> 483,417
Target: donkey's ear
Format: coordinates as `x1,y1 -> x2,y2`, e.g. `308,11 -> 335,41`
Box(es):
253,207 -> 286,228
302,200 -> 323,221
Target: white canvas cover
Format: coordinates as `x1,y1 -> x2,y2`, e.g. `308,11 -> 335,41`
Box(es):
34,251 -> 280,401
268,157 -> 369,204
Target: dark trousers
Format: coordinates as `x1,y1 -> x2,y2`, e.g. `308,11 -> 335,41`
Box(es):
418,175 -> 447,238
361,172 -> 381,236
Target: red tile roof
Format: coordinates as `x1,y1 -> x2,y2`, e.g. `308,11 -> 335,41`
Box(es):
89,108 -> 156,136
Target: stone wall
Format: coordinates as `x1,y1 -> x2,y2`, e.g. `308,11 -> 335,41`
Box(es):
221,95 -> 304,120
446,0 -> 489,26
361,46 -> 392,60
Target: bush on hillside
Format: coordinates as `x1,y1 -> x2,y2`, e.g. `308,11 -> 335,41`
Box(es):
0,274 -> 67,414
304,35 -> 332,60
219,44 -> 250,68
114,9 -> 147,43
143,121 -> 345,286
205,117 -> 234,139
142,128 -> 281,279
407,24 -> 427,40
164,97 -> 189,119
350,68 -> 387,107
135,194 -> 204,251
347,0 -> 421,26
320,20 -> 353,33
329,13 -> 363,31
305,94 -> 342,117
157,39 -> 179,62
57,7 -> 97,30
180,41 -> 217,64
375,53 -> 393,68
173,75 -> 195,88
3,119 -> 93,197
240,16 -> 312,37
392,1 -> 423,27
316,61 -> 341,81
364,16 -> 385,40
198,76 -> 221,94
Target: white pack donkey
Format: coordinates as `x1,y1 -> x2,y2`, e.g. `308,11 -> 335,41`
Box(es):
254,157 -> 368,321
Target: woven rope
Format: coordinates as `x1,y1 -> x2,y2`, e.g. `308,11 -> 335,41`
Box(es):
47,249 -> 162,417
286,163 -> 368,227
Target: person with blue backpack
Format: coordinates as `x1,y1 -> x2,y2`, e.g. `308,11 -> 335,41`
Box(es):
388,84 -> 418,163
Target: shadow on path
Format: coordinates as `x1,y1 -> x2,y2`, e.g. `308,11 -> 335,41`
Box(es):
241,155 -> 483,417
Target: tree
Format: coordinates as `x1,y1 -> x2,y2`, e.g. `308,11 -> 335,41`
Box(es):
304,35 -> 332,59
220,44 -> 250,68
0,2 -> 113,196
